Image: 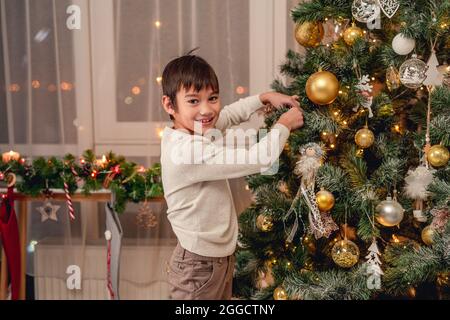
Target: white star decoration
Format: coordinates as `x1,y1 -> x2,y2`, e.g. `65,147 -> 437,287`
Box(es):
37,200 -> 60,222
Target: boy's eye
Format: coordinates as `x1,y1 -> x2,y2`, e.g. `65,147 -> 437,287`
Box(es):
209,96 -> 219,102
188,99 -> 199,104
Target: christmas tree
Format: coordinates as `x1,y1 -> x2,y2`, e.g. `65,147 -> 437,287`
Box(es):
234,0 -> 449,300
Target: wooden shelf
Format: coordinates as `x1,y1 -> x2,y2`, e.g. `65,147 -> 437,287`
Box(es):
0,189 -> 165,300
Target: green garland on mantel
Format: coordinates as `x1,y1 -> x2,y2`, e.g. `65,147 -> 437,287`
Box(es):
0,149 -> 164,213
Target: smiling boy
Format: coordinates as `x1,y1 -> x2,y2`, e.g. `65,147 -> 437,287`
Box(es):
160,54 -> 303,300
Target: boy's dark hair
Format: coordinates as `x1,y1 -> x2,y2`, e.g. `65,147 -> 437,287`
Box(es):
162,50 -> 219,120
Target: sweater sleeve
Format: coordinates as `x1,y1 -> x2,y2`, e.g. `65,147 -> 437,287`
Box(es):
215,95 -> 263,131
175,123 -> 290,183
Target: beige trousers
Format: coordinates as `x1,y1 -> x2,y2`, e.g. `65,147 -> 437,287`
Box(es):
168,242 -> 235,300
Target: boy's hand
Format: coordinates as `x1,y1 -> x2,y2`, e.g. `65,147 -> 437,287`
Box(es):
277,107 -> 304,131
259,92 -> 300,109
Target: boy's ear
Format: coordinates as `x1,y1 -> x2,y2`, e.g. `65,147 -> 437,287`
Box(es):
162,95 -> 175,116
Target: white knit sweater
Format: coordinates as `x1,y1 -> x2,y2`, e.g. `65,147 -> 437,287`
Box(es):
160,95 -> 290,257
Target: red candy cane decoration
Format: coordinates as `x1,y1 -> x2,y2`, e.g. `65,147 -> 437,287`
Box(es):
62,168 -> 76,221
105,230 -> 115,299
63,180 -> 75,221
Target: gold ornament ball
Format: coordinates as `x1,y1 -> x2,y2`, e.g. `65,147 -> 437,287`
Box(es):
256,213 -> 273,232
273,286 -> 288,300
305,71 -> 340,105
375,197 -> 404,227
295,21 -> 324,47
355,126 -> 375,149
331,239 -> 360,268
316,189 -> 335,212
427,145 -> 449,167
421,225 -> 436,245
343,23 -> 364,45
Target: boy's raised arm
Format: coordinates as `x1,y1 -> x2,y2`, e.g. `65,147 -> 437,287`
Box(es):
214,95 -> 263,131
178,123 -> 290,183
215,92 -> 300,131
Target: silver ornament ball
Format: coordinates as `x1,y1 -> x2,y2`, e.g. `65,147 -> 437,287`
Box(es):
375,196 -> 405,227
399,55 -> 428,89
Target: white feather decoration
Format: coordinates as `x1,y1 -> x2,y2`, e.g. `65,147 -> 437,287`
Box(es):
404,165 -> 435,200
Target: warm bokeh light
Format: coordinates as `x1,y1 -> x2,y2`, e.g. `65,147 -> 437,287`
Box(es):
61,81 -> 73,91
9,83 -> 20,92
235,86 -> 246,95
32,80 -> 40,89
132,86 -> 141,95
392,234 -> 400,243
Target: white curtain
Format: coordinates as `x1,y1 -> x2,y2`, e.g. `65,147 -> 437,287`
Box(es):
1,0 -> 256,299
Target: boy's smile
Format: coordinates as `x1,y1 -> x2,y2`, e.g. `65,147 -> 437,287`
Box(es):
168,86 -> 221,134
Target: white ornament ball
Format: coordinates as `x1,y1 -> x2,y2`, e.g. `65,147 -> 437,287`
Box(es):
392,34 -> 415,55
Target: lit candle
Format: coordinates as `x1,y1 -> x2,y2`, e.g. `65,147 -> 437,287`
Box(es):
95,155 -> 108,167
138,165 -> 146,173
2,150 -> 21,163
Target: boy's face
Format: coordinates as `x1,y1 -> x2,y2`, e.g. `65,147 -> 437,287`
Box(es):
164,86 -> 221,134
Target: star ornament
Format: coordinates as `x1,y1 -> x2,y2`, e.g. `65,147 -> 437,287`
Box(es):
37,200 -> 60,222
